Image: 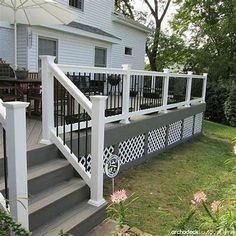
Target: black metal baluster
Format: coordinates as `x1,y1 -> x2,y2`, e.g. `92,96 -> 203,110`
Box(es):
134,75 -> 137,111
70,95 -> 73,154
85,110 -> 88,172
77,104 -> 81,162
55,79 -> 59,136
118,75 -> 120,109
63,88 -> 66,145
114,74 -> 117,111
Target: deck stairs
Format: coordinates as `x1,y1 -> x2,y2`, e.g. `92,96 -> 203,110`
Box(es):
0,143 -> 106,236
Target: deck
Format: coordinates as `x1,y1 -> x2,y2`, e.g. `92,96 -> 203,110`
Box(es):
0,118 -> 43,158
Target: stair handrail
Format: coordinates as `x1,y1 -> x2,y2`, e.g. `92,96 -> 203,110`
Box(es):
40,56 -> 107,207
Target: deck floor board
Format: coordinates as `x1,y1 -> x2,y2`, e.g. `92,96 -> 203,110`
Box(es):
0,119 -> 43,158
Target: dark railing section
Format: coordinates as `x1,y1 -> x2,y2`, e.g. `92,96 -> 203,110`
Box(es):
191,78 -> 203,99
105,74 -> 123,117
2,128 -> 8,207
141,75 -> 163,110
168,77 -> 187,104
54,78 -> 91,172
65,72 -> 124,118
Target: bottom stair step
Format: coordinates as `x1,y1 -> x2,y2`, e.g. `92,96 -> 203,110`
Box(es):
32,201 -> 107,236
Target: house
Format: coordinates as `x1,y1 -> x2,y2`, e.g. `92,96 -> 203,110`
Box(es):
0,0 -> 149,71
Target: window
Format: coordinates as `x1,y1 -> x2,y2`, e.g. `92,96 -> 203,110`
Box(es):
94,47 -> 107,67
69,0 -> 83,10
125,47 -> 132,56
38,37 -> 57,68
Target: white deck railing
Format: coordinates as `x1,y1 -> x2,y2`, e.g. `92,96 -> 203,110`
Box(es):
40,56 -> 207,208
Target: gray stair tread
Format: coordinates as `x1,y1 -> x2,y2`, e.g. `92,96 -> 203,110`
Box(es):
33,201 -> 106,236
29,177 -> 86,214
0,159 -> 70,192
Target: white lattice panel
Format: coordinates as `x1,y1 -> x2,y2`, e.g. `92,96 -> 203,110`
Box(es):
167,120 -> 182,145
79,145 -> 115,174
118,135 -> 145,165
79,154 -> 92,174
194,113 -> 203,134
147,126 -> 167,154
103,145 -> 115,170
183,116 -> 194,139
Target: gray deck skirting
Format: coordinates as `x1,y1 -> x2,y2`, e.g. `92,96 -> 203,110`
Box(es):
104,103 -> 206,147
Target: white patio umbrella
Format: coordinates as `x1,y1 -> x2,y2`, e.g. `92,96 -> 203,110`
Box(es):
0,0 -> 78,67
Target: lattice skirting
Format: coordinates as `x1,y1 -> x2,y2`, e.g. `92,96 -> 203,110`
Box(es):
79,112 -> 204,174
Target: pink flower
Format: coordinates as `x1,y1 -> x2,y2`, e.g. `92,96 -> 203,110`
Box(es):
111,189 -> 127,204
211,200 -> 221,213
191,191 -> 207,208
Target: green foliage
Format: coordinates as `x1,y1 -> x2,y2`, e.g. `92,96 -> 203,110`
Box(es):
0,209 -> 31,236
205,81 -> 229,123
107,192 -> 138,235
170,0 -> 236,126
224,86 -> 236,127
156,33 -> 191,72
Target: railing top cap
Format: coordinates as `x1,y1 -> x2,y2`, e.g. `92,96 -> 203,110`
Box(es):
3,102 -> 29,109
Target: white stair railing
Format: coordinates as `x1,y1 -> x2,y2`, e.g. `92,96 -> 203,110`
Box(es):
40,56 -> 107,207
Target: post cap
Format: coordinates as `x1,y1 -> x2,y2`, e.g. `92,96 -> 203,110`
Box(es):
187,71 -> 193,75
203,73 -> 208,77
163,69 -> 170,73
3,102 -> 29,109
122,64 -> 132,70
39,55 -> 56,63
90,95 -> 108,102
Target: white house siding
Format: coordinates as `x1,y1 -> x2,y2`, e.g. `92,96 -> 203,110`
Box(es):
27,27 -> 112,72
0,25 -> 14,64
111,23 -> 146,69
60,0 -> 114,32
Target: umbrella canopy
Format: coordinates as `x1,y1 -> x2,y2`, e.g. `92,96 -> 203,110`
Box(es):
0,0 -> 78,66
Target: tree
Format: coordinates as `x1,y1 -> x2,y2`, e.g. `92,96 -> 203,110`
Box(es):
172,0 -> 236,82
144,0 -> 171,71
115,0 -> 135,19
155,33 -> 190,71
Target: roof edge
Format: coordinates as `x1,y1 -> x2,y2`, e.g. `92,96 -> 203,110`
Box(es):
38,24 -> 121,44
112,12 -> 151,34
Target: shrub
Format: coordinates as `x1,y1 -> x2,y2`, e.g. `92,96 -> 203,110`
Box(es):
205,82 -> 229,124
224,86 -> 236,127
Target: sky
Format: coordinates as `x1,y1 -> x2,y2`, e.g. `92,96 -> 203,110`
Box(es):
133,0 -> 177,30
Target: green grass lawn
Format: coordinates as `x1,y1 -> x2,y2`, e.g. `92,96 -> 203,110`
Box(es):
104,120 -> 236,235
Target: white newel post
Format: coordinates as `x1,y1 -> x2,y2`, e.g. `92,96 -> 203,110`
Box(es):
185,71 -> 193,107
3,102 -> 29,230
40,56 -> 55,145
121,64 -> 131,124
202,73 -> 208,103
163,69 -> 170,113
89,96 -> 107,207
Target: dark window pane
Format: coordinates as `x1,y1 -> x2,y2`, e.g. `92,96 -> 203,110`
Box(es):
125,47 -> 132,55
38,38 -> 57,68
69,0 -> 83,10
95,47 -> 107,67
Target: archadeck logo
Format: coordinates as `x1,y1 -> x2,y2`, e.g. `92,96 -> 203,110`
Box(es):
171,230 -> 199,235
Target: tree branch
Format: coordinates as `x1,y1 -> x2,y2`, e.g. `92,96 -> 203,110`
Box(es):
143,0 -> 156,19
159,0 -> 171,23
